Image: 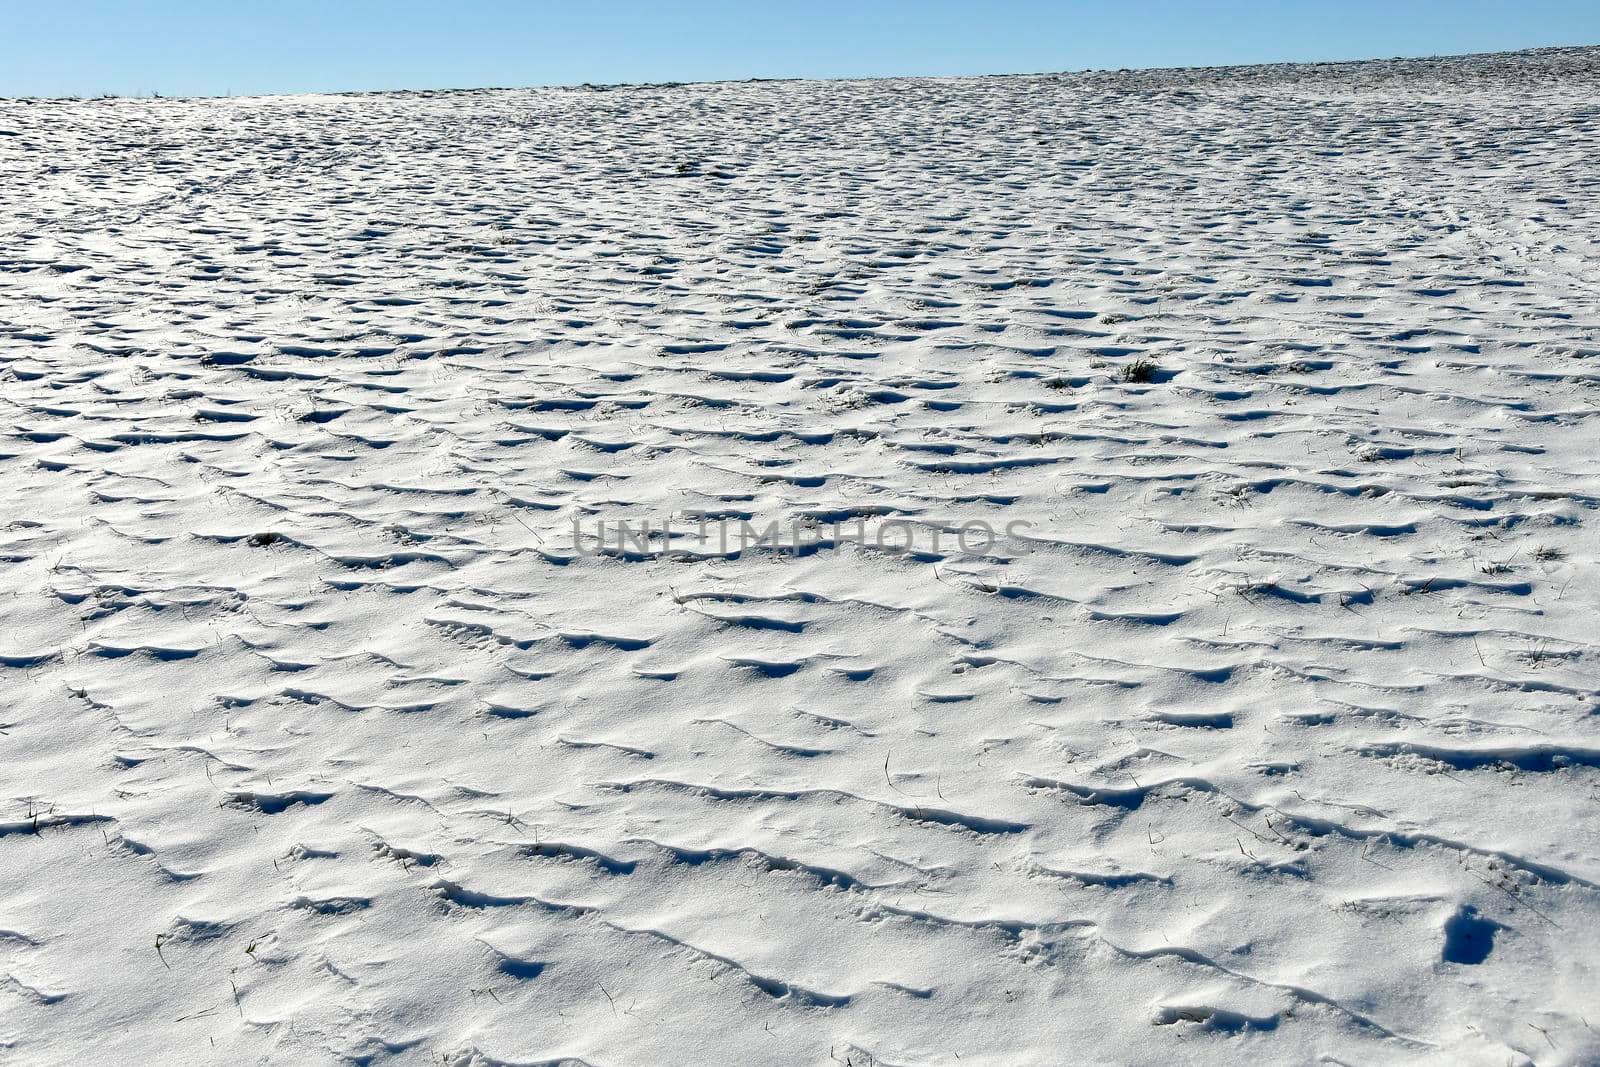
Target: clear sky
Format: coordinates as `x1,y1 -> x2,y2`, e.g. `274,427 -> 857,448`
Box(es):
3,0 -> 1597,98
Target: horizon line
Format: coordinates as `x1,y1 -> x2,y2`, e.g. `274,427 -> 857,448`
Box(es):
3,40 -> 1594,105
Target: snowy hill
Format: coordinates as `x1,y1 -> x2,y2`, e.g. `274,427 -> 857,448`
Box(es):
2,45 -> 1598,1066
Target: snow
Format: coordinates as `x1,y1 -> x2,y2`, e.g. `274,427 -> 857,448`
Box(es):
2,45 -> 1598,1066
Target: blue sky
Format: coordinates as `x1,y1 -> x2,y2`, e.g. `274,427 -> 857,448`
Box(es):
3,1 -> 1597,98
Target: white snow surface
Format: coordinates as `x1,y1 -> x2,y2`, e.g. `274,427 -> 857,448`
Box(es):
2,46 -> 1599,1066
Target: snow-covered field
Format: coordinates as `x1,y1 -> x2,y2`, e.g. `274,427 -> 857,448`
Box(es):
2,45 -> 1598,1066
